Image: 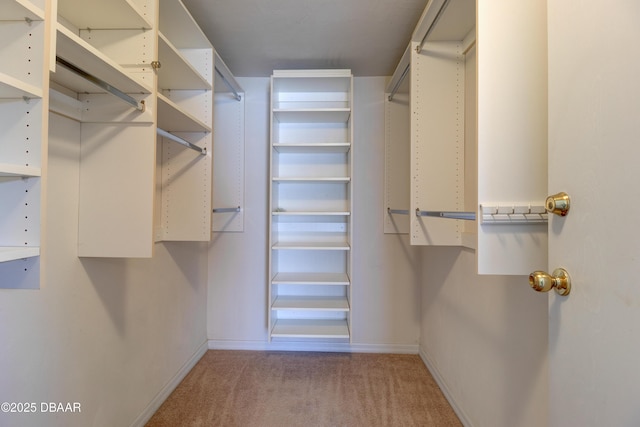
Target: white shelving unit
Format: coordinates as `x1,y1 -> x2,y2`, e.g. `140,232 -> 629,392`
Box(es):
0,0 -> 49,289
269,69 -> 353,342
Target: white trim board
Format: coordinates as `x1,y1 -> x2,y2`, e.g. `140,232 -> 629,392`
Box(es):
419,346 -> 472,427
208,339 -> 418,354
130,340 -> 208,427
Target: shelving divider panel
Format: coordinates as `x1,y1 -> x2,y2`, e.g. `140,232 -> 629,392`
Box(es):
57,0 -> 152,29
0,246 -> 39,263
158,33 -> 212,90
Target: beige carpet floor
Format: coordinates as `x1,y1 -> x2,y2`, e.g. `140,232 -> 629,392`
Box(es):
146,350 -> 461,427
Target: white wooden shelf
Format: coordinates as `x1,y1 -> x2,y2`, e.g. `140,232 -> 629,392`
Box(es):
0,0 -> 45,21
272,296 -> 349,311
157,93 -> 211,132
159,0 -> 210,49
272,211 -> 350,216
272,272 -> 350,285
54,24 -> 152,95
0,246 -> 39,263
158,33 -> 212,91
273,109 -> 351,123
272,177 -> 350,183
272,241 -> 350,251
0,163 -> 41,177
273,143 -> 350,153
271,319 -> 350,339
57,0 -> 152,30
0,72 -> 43,99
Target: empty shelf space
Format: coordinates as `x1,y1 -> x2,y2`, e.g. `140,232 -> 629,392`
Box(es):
0,72 -> 42,99
0,246 -> 39,263
58,0 -> 151,30
273,143 -> 351,153
273,109 -> 351,123
54,24 -> 152,95
158,33 -> 211,91
157,93 -> 211,132
272,241 -> 350,251
272,272 -> 350,285
272,296 -> 350,311
0,0 -> 45,21
159,0 -> 210,49
0,163 -> 41,177
271,319 -> 350,339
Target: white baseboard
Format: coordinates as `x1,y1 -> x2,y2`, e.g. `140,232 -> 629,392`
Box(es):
208,339 -> 419,354
130,340 -> 208,427
419,346 -> 473,427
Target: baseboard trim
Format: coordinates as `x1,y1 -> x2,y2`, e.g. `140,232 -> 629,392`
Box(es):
418,346 -> 473,427
131,340 -> 208,427
208,339 -> 419,354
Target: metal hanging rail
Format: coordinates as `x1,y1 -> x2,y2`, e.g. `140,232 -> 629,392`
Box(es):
387,44 -> 411,102
55,56 -> 145,112
212,206 -> 241,213
388,64 -> 410,102
387,208 -> 410,215
157,128 -> 206,155
415,208 -> 476,221
215,67 -> 241,102
415,0 -> 452,53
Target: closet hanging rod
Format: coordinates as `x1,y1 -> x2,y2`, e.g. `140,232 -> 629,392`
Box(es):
55,56 -> 145,112
416,0 -> 452,53
215,67 -> 242,101
212,206 -> 241,213
387,208 -> 410,215
387,63 -> 410,102
157,128 -> 205,155
415,209 -> 476,221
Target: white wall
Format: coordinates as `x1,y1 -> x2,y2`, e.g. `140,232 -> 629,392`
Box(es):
0,113 -> 208,427
420,246 -> 548,427
207,76 -> 422,351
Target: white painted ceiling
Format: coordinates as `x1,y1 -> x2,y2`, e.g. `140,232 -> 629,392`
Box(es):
182,0 -> 428,77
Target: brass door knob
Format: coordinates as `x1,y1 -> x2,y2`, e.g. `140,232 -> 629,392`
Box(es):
546,192 -> 570,216
529,268 -> 571,296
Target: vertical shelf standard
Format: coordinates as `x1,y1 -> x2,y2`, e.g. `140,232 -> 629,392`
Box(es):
269,69 -> 353,342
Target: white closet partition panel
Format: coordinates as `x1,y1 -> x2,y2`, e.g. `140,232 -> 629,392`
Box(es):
476,0 -> 548,274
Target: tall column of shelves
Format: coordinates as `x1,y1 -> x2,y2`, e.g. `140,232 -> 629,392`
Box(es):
268,70 -> 353,342
0,0 -> 49,289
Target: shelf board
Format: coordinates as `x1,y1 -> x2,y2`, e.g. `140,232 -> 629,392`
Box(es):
54,24 -> 152,94
272,241 -> 350,251
272,211 -> 350,216
272,177 -> 350,183
0,72 -> 42,99
0,0 -> 45,21
272,296 -> 350,311
157,93 -> 211,132
272,272 -> 350,285
0,247 -> 39,263
273,143 -> 351,153
0,163 -> 41,177
271,319 -> 350,339
159,0 -> 211,49
158,33 -> 212,91
58,0 -> 151,29
273,108 -> 351,123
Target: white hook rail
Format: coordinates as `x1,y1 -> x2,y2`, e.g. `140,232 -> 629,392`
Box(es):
480,204 -> 548,225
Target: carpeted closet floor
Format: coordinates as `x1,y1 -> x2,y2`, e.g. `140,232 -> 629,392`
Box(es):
146,350 -> 461,426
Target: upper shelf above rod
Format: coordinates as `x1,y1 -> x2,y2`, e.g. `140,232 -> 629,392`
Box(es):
416,209 -> 476,221
55,56 -> 145,112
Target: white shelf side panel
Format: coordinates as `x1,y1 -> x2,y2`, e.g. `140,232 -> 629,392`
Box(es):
159,132 -> 212,241
0,253 -> 40,289
212,92 -> 245,232
0,98 -> 43,168
410,40 -> 465,246
78,124 -> 156,257
476,0 -> 548,275
384,89 -> 411,234
0,20 -> 45,90
0,177 -> 41,247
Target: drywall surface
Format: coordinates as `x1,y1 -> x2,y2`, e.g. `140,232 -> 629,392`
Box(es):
207,77 -> 421,351
0,114 -> 208,427
420,246 -> 548,427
